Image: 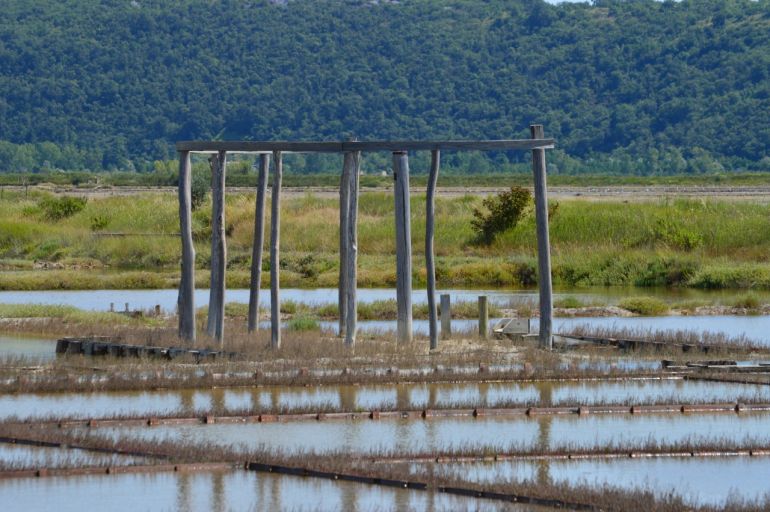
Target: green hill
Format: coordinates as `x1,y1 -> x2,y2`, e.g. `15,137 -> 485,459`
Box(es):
0,0 -> 768,173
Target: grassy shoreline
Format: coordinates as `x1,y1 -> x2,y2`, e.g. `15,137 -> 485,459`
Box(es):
3,189 -> 770,291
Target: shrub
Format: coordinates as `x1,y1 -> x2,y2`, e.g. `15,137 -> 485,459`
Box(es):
190,168 -> 210,210
38,196 -> 87,221
731,293 -> 761,309
471,186 -> 531,245
618,296 -> 668,316
90,214 -> 110,231
286,315 -> 320,331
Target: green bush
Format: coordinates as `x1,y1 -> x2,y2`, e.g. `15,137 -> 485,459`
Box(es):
730,293 -> 761,309
38,196 -> 87,221
286,315 -> 320,331
618,296 -> 668,315
471,186 -> 531,245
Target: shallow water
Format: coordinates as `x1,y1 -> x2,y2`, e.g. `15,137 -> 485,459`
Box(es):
429,457 -> 770,507
2,379 -> 768,422
550,315 -> 770,345
99,411 -> 770,455
0,469 -> 530,512
2,286 -> 769,312
0,334 -> 58,362
0,444 -> 143,469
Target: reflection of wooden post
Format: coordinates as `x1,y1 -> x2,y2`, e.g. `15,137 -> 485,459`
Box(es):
426,150 -> 440,350
440,294 -> 451,340
338,154 -> 350,337
270,151 -> 283,349
178,150 -> 196,341
531,125 -> 553,350
248,154 -> 270,333
393,151 -> 412,343
344,151 -> 361,346
478,295 -> 488,339
207,151 -> 227,346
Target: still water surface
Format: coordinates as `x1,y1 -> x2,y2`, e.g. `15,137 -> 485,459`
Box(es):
3,379 -> 768,422
0,469 -> 531,512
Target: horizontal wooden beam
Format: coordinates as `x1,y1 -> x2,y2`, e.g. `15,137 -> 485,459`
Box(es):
175,139 -> 555,154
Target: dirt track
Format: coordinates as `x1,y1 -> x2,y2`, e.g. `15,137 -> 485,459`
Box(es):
6,184 -> 770,201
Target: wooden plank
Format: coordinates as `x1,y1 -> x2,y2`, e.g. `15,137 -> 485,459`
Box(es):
531,125 -> 553,350
426,149 -> 440,350
175,139 -> 555,153
344,151 -> 361,347
338,153 -> 350,336
393,151 -> 413,343
440,294 -> 451,340
206,151 -> 227,345
270,151 -> 283,349
177,151 -> 196,342
248,154 -> 270,333
478,295 -> 488,339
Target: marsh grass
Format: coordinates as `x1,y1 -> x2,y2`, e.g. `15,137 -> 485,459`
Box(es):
3,192 -> 770,289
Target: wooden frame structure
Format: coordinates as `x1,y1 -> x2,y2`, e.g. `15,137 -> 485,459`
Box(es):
176,126 -> 555,349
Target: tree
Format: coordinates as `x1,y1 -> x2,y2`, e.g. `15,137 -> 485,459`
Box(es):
471,186 -> 532,245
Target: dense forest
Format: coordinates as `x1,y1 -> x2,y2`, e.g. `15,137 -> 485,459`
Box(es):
0,0 -> 768,174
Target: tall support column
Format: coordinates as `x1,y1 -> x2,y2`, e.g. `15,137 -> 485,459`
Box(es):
344,151 -> 361,346
248,153 -> 270,333
207,151 -> 227,345
338,154 -> 351,336
531,124 -> 553,349
177,151 -> 196,342
425,150 -> 440,350
393,151 -> 413,343
270,151 -> 283,349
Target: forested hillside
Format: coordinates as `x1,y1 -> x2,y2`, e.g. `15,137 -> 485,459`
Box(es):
0,0 -> 768,173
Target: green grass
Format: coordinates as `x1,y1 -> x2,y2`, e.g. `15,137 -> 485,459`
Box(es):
3,190 -> 770,290
0,303 -> 142,325
617,297 -> 669,316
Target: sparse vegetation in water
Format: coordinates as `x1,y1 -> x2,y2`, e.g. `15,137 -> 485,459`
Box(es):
286,315 -> 320,331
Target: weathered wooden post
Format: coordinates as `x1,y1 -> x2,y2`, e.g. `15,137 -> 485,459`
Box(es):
270,151 -> 283,349
248,153 -> 270,333
207,151 -> 227,346
177,150 -> 196,342
393,151 -> 413,343
531,124 -> 553,349
338,153 -> 351,337
426,149 -> 440,350
478,295 -> 489,339
440,293 -> 451,340
344,150 -> 361,346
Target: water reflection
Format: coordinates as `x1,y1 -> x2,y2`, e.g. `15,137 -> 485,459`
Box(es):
4,379 -> 770,422
0,469 -> 528,511
99,412 -> 770,455
432,457 -> 770,507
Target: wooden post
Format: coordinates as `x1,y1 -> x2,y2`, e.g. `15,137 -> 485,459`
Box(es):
440,294 -> 451,340
478,295 -> 488,339
426,149 -> 440,350
207,151 -> 227,346
270,151 -> 283,349
248,154 -> 270,333
338,154 -> 351,336
344,151 -> 361,346
531,124 -> 553,350
177,151 -> 196,342
393,151 -> 412,343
